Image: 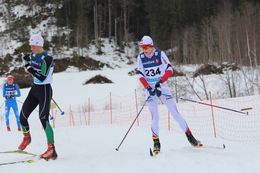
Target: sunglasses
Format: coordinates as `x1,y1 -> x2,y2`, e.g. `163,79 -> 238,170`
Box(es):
141,45 -> 153,50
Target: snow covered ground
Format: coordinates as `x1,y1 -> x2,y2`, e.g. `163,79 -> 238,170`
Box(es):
0,125 -> 260,173
0,67 -> 260,173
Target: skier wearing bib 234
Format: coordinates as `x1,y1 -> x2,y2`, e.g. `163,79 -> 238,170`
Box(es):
136,36 -> 201,154
2,75 -> 21,131
18,34 -> 57,160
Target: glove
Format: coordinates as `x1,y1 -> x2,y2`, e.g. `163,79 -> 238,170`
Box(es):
155,81 -> 162,97
155,80 -> 161,89
10,93 -> 15,98
24,61 -> 33,71
147,86 -> 156,96
25,62 -> 31,69
5,95 -> 12,99
23,54 -> 31,61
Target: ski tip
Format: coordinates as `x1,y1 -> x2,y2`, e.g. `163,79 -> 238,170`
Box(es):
149,148 -> 153,156
193,141 -> 203,148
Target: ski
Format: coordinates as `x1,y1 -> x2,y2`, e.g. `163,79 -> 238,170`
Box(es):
194,141 -> 203,148
0,150 -> 38,156
0,159 -> 35,166
149,142 -> 225,156
0,150 -> 58,161
190,141 -> 225,150
198,143 -> 226,150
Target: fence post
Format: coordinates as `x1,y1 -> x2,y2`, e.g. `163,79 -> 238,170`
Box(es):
83,104 -> 87,126
70,105 -> 75,126
78,105 -> 82,125
88,97 -> 90,126
209,92 -> 217,138
109,92 -> 112,124
69,104 -> 72,126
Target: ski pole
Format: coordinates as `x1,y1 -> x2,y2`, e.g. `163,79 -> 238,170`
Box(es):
115,96 -> 150,151
51,98 -> 65,115
0,102 -> 4,109
179,97 -> 249,115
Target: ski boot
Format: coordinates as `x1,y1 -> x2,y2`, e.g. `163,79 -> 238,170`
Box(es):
18,127 -> 21,131
40,143 -> 58,161
7,126 -> 11,131
153,136 -> 161,154
18,132 -> 31,150
185,129 -> 201,147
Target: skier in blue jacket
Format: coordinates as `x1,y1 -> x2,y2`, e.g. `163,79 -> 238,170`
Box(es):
2,75 -> 21,131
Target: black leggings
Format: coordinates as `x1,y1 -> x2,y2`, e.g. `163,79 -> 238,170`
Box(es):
20,84 -> 52,131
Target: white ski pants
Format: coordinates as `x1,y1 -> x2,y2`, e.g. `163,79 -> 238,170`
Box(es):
146,87 -> 189,137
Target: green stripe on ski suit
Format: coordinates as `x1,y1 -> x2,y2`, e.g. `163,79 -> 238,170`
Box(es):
22,126 -> 29,135
41,57 -> 53,77
45,121 -> 54,143
37,51 -> 51,76
41,60 -> 47,75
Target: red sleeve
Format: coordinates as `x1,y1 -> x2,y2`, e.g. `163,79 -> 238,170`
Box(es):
139,77 -> 150,89
160,70 -> 173,82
